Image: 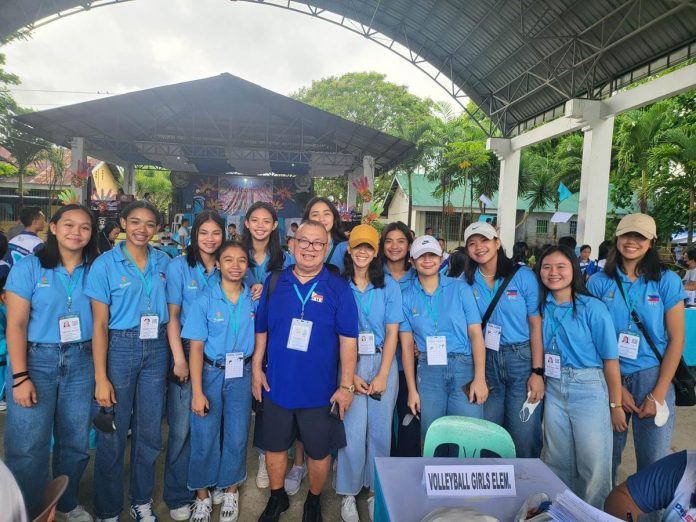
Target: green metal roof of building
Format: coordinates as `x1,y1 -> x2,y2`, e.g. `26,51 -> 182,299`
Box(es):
391,173 -> 634,214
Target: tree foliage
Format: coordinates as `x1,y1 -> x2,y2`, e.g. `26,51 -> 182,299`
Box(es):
135,167 -> 172,213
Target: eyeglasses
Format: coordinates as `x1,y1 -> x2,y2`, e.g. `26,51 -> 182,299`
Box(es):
297,238 -> 327,251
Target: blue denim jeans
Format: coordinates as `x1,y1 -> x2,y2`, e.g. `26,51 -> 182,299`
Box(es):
164,342 -> 193,509
337,355 -> 398,495
612,365 -> 675,484
417,352 -> 484,443
94,327 -> 169,519
5,342 -> 94,517
543,367 -> 612,509
188,361 -> 252,490
484,342 -> 542,458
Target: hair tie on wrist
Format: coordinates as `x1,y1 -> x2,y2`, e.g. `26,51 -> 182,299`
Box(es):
12,371 -> 29,379
12,377 -> 30,388
647,393 -> 656,402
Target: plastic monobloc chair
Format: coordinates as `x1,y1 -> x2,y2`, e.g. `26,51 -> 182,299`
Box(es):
423,416 -> 516,458
32,475 -> 69,522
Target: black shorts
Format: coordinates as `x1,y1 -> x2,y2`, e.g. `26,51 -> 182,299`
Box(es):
254,396 -> 346,460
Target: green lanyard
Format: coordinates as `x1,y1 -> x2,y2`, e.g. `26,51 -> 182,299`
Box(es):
545,302 -> 572,351
420,285 -> 441,334
293,282 -> 318,320
352,287 -> 375,332
619,278 -> 641,328
121,244 -> 153,309
220,286 -> 242,348
57,266 -> 84,313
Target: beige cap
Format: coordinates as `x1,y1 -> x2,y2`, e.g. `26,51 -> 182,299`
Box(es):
464,222 -> 498,243
615,213 -> 657,240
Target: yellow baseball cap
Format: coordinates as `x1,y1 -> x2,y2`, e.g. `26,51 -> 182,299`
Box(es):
348,224 -> 380,251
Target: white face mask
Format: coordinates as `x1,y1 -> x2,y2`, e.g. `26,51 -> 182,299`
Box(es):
519,391 -> 542,423
654,398 -> 670,427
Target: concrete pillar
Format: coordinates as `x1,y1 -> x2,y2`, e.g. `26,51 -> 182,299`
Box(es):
576,115 -> 615,253
123,163 -> 136,195
362,155 -> 375,219
346,169 -> 358,212
487,138 -> 520,252
71,137 -> 87,202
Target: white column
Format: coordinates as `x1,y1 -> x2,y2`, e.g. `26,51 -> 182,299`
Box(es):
487,138 -> 520,252
362,155 -> 375,219
346,169 -> 358,212
71,137 -> 86,202
123,163 -> 136,195
576,115 -> 615,253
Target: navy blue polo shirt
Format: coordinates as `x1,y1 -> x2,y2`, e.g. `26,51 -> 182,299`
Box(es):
255,265 -> 359,409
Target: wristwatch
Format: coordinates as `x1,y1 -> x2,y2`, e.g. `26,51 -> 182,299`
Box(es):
340,384 -> 355,394
609,402 -> 623,409
531,367 -> 544,376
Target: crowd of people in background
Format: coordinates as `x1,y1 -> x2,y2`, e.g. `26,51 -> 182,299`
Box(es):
0,197 -> 691,522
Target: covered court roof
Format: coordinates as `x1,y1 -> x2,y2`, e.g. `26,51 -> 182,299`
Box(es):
14,73 -> 415,176
2,1 -> 695,136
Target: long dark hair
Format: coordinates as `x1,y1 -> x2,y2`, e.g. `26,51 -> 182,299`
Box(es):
120,200 -> 162,225
37,204 -> 99,269
379,221 -> 413,271
186,210 -> 225,268
512,241 -> 529,265
462,242 -> 515,285
597,240 -> 613,261
535,245 -> 593,316
447,247 -> 468,278
343,246 -> 385,289
302,196 -> 345,244
603,237 -> 664,282
241,202 -> 284,272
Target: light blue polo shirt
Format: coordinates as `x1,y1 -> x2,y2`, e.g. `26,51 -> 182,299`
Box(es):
465,266 -> 540,345
542,294 -> 618,369
326,240 -> 348,274
166,256 -> 220,325
383,264 -> 416,291
587,269 -> 686,375
349,276 -> 403,348
5,255 -> 93,343
84,244 -> 170,330
244,251 -> 293,288
400,276 -> 482,355
255,266 -> 359,409
181,283 -> 257,361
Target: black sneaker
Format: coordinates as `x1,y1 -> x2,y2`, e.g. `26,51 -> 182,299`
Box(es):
302,496 -> 323,522
258,492 -> 289,522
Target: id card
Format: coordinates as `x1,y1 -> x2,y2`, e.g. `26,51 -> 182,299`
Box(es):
426,336 -> 447,366
617,331 -> 640,360
59,314 -> 82,343
139,313 -> 159,340
544,353 -> 561,379
358,332 -> 376,355
225,352 -> 244,379
287,318 -> 313,351
484,323 -> 502,351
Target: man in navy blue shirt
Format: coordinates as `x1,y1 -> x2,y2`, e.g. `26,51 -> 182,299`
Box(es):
252,220 -> 359,522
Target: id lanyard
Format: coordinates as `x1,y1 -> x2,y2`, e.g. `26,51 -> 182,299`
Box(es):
57,266 -> 84,313
545,302 -> 571,353
475,269 -> 501,304
221,288 -> 242,349
293,282 -> 318,320
195,263 -> 214,290
352,287 -> 375,332
420,285 -> 441,334
252,254 -> 269,285
121,244 -> 154,310
619,278 -> 641,330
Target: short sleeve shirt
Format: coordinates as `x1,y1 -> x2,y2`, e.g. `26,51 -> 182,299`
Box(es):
587,269 -> 686,374
5,255 -> 93,343
255,266 -> 359,409
165,256 -> 220,325
326,240 -> 348,274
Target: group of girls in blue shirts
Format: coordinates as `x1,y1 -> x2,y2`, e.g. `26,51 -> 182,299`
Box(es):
1,201 -> 686,521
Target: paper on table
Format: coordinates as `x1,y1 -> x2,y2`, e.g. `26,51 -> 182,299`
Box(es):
548,489 -> 621,522
550,212 -> 573,223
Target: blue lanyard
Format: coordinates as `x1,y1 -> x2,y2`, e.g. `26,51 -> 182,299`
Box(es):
220,286 -> 242,347
121,244 -> 154,309
619,278 -> 641,327
195,263 -> 214,289
252,254 -> 269,284
293,282 -> 318,319
419,285 -> 441,334
324,240 -> 334,263
545,302 -> 572,349
475,269 -> 501,303
352,287 -> 375,331
57,266 -> 84,313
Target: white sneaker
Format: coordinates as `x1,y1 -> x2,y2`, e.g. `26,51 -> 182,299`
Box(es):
169,504 -> 191,521
0,400 -> 6,411
219,491 -> 239,522
129,501 -> 157,522
63,505 -> 94,522
210,488 -> 224,505
95,518 -> 119,522
284,464 -> 307,496
189,498 -> 212,522
340,495 -> 359,522
256,453 -> 270,489
367,496 -> 375,522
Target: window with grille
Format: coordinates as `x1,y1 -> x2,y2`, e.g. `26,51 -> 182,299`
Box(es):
536,219 -> 548,234
424,211 -> 469,242
569,219 -> 577,235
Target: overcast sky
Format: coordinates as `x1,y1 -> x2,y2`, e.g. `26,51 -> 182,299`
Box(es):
3,0 -> 457,111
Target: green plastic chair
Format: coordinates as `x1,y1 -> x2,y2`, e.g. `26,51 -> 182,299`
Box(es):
423,416 -> 516,458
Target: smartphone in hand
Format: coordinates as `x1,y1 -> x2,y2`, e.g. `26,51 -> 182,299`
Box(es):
329,401 -> 340,419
